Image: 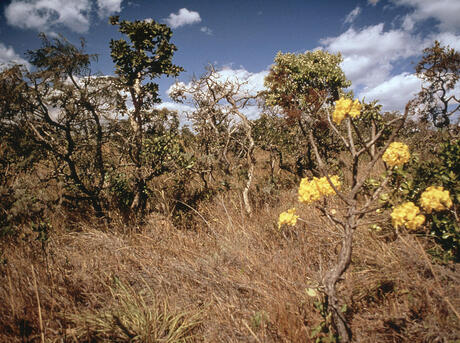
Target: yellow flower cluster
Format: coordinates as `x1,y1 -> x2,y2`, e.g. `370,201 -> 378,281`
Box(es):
391,202 -> 425,230
298,175 -> 341,204
382,142 -> 410,167
332,98 -> 362,125
419,186 -> 453,214
278,208 -> 299,229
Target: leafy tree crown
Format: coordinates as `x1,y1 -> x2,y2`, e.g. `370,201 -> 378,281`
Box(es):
264,50 -> 351,118
109,16 -> 184,103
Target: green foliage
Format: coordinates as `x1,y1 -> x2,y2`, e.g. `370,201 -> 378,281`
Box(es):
264,50 -> 350,118
109,16 -> 183,104
144,109 -> 190,176
108,171 -> 134,209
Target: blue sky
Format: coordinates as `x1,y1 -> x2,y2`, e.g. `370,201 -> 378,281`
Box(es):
1,0 -> 459,116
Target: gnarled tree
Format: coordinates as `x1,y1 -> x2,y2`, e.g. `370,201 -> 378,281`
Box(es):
0,36 -> 122,218
170,66 -> 258,215
414,41 -> 460,129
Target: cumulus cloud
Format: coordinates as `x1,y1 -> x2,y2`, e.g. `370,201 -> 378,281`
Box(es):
391,0 -> 460,32
200,26 -> 213,35
216,67 -> 269,94
164,8 -> 201,29
344,6 -> 361,25
360,73 -> 421,112
5,0 -> 92,33
96,0 -> 123,18
321,0 -> 459,112
4,0 -> 123,33
0,43 -> 29,68
320,24 -> 421,88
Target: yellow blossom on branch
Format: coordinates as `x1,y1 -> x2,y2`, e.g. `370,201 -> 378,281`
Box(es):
298,175 -> 341,204
391,202 -> 425,231
419,186 -> 453,214
278,208 -> 299,229
382,142 -> 410,167
332,98 -> 362,125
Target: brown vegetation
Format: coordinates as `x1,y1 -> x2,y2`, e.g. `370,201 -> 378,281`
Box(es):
0,153 -> 458,342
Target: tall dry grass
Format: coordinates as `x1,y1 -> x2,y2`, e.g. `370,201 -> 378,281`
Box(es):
0,184 -> 458,342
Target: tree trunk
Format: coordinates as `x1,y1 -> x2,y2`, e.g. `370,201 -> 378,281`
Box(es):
323,223 -> 354,342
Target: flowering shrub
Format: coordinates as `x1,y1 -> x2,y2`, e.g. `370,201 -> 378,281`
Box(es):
387,139 -> 459,261
298,175 -> 341,204
278,208 -> 299,229
391,202 -> 425,231
332,98 -> 362,125
420,186 -> 453,214
382,142 -> 411,167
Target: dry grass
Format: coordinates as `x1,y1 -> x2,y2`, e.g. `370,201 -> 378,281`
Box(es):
0,187 -> 459,342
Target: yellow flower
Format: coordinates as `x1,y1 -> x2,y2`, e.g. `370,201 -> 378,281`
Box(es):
278,208 -> 299,229
419,186 -> 453,214
298,175 -> 341,204
391,202 -> 425,230
332,98 -> 362,124
349,99 -> 362,118
382,142 -> 410,167
298,177 -> 322,204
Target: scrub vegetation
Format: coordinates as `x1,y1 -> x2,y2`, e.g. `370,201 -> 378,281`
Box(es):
0,17 -> 459,342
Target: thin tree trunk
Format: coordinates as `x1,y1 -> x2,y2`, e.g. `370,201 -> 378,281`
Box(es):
323,223 -> 354,342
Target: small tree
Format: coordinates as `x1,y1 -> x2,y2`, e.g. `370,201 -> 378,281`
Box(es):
414,41 -> 460,129
278,97 -> 410,342
109,16 -> 184,216
264,50 -> 351,173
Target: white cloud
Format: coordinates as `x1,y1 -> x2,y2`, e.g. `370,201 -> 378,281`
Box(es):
200,26 -> 213,35
96,0 -> 122,18
216,67 -> 268,94
320,24 -> 421,88
0,43 -> 29,68
4,0 -> 123,33
164,8 -> 201,29
321,0 -> 460,114
359,73 -> 421,112
5,0 -> 92,33
344,6 -> 361,25
401,15 -> 415,31
391,0 -> 460,32
431,32 -> 460,51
